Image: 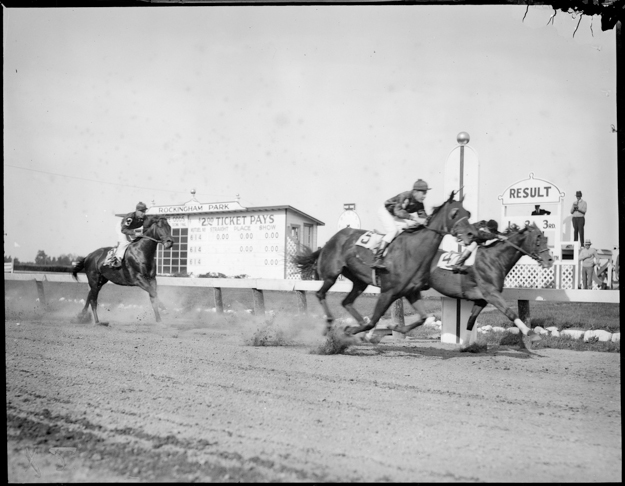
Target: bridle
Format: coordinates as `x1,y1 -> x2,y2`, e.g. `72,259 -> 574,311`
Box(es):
134,219 -> 171,245
423,203 -> 471,238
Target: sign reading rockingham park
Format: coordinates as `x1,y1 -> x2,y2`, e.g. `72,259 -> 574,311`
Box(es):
149,200 -> 247,215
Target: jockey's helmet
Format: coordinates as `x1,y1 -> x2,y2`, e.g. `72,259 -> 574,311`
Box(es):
486,219 -> 499,233
136,202 -> 148,212
413,179 -> 431,192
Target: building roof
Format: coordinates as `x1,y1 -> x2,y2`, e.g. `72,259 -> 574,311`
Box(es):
117,203 -> 324,226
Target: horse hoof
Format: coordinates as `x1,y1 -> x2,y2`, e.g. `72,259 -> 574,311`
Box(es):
366,333 -> 384,345
96,321 -> 109,327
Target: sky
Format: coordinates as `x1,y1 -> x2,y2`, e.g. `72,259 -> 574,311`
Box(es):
3,3 -> 619,263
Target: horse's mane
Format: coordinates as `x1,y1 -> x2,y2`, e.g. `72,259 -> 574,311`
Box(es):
143,215 -> 165,228
425,191 -> 456,226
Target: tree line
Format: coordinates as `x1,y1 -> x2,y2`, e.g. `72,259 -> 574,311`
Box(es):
4,250 -> 80,266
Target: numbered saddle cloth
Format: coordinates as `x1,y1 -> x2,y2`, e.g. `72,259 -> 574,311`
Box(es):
355,230 -> 385,252
437,250 -> 478,270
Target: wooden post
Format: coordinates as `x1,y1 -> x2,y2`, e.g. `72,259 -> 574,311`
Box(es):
213,288 -> 224,314
35,279 -> 47,306
391,299 -> 405,339
295,290 -> 307,314
518,300 -> 530,326
252,288 -> 265,315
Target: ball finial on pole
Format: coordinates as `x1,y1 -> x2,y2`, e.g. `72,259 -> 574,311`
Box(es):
457,132 -> 470,145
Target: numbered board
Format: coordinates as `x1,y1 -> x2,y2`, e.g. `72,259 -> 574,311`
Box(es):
503,215 -> 559,257
186,211 -> 286,278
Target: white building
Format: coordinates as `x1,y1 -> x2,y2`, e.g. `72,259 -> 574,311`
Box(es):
142,197 -> 324,278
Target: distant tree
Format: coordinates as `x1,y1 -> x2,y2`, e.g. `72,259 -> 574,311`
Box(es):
4,254 -> 12,263
35,250 -> 49,265
14,257 -> 21,265
56,254 -> 74,266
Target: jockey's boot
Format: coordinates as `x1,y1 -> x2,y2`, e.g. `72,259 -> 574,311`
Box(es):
452,258 -> 468,273
371,241 -> 390,269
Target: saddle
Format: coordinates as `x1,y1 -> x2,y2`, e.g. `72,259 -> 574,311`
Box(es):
103,243 -> 130,267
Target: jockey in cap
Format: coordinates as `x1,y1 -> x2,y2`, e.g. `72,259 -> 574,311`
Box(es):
106,202 -> 148,268
372,179 -> 431,269
452,219 -> 506,273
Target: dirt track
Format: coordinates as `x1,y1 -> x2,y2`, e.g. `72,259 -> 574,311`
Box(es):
5,285 -> 622,482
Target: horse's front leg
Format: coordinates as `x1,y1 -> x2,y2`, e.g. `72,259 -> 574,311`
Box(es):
134,275 -> 162,323
484,291 -> 540,345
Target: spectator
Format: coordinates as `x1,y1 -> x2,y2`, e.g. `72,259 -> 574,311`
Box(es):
570,190 -> 587,244
579,238 -> 599,289
531,204 -> 551,216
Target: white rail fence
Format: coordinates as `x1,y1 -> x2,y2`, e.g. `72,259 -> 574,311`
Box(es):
5,273 -> 619,331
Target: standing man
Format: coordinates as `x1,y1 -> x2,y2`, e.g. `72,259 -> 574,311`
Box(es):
532,205 -> 551,216
579,238 -> 599,289
570,190 -> 587,245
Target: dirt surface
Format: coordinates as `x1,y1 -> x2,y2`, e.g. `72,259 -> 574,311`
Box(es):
5,283 -> 622,482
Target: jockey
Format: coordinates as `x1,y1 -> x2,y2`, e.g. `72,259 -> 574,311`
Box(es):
372,179 -> 431,269
106,202 -> 148,267
452,219 -> 505,273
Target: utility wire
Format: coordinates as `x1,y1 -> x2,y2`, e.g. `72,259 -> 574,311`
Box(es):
4,163 -> 232,199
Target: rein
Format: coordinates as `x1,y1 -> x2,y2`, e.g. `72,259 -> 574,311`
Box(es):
498,231 -> 549,263
137,235 -> 162,244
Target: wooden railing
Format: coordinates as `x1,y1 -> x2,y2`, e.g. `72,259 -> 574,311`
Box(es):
5,273 -> 619,328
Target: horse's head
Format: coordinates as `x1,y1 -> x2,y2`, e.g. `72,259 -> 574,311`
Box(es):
518,222 -> 554,268
143,216 -> 175,250
429,191 -> 476,245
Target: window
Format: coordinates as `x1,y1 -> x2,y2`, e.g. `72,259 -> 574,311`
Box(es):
157,227 -> 188,275
290,225 -> 300,241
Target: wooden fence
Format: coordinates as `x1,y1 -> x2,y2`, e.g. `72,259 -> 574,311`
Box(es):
5,273 -> 619,333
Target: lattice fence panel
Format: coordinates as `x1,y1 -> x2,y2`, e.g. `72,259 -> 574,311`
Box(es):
504,264 -> 556,289
559,264 -> 575,289
285,236 -> 302,280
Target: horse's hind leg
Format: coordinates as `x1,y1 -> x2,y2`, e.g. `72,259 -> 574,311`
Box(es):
316,277 -> 339,334
347,290 -> 396,336
76,293 -> 93,323
340,277 -> 368,326
392,290 -> 430,334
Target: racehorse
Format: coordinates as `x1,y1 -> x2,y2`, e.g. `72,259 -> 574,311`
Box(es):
72,216 -> 175,325
390,222 -> 554,344
293,192 -> 476,339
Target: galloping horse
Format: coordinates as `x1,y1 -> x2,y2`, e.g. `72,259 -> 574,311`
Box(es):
72,216 -> 175,325
391,222 -> 554,343
293,192 -> 476,339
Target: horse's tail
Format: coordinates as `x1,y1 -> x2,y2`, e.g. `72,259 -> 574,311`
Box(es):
72,257 -> 86,281
292,246 -> 321,280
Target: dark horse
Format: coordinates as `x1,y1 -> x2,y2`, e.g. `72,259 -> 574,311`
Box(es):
72,216 -> 175,325
293,192 -> 476,339
391,222 -> 554,345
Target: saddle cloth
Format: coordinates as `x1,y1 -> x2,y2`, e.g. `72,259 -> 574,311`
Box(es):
436,239 -> 499,270
104,243 -> 130,264
355,231 -> 385,251
437,251 -> 474,270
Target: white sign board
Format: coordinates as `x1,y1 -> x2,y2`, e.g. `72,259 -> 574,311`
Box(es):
186,211 -> 286,278
499,173 -> 565,260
